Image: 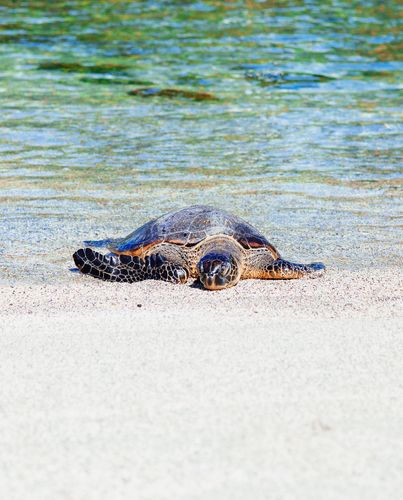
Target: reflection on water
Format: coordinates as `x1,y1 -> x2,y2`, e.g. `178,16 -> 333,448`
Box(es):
0,0 -> 401,283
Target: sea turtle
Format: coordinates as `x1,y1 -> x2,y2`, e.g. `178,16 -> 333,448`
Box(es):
73,205 -> 325,290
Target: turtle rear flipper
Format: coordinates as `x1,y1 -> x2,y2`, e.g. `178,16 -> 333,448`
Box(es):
83,237 -> 123,249
73,248 -> 189,284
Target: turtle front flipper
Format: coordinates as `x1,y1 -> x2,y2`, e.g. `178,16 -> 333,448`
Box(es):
245,252 -> 326,280
73,249 -> 189,284
261,259 -> 325,279
144,253 -> 189,284
73,248 -> 147,282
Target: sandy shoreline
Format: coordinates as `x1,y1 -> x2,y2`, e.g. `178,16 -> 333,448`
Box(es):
0,269 -> 402,499
1,268 -> 402,318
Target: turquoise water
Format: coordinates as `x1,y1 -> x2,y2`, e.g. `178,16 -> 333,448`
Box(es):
0,0 -> 402,284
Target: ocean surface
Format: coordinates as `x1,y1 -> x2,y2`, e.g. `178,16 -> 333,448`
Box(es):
0,0 -> 401,284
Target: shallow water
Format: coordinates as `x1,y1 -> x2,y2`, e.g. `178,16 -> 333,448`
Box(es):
0,0 -> 402,284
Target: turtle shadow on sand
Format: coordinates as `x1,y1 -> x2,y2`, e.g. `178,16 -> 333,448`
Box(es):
189,279 -> 206,290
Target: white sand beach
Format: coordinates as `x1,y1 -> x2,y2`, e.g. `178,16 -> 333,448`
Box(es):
0,269 -> 402,499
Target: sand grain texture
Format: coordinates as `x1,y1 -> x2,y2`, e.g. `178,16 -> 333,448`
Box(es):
0,269 -> 402,500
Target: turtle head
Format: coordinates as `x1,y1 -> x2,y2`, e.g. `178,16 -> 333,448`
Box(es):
197,252 -> 240,290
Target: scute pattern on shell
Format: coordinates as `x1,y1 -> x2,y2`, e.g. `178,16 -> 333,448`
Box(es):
109,205 -> 273,255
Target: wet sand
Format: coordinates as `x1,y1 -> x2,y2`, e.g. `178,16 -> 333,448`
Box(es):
0,269 -> 402,499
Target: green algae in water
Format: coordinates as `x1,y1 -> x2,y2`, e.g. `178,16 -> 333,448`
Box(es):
80,77 -> 155,86
128,88 -> 218,101
38,61 -> 130,74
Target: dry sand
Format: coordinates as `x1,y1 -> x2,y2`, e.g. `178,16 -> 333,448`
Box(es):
0,268 -> 402,500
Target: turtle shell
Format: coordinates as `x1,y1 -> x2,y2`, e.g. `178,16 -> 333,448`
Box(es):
108,205 -> 279,257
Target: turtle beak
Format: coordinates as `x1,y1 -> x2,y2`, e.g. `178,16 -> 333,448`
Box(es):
205,274 -> 215,288
203,273 -> 226,290
205,274 -> 217,288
